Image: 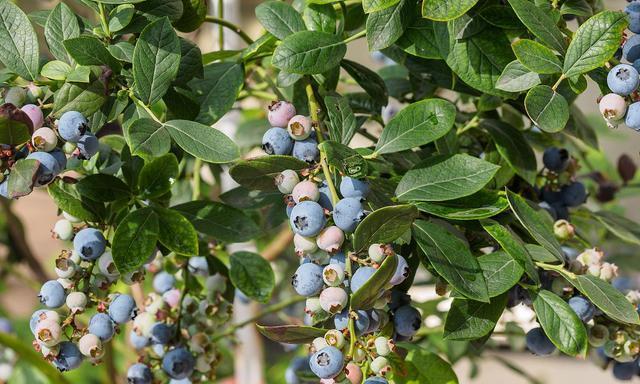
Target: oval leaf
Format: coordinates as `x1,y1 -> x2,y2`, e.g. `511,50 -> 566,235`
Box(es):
172,201 -> 261,243
229,251 -> 275,303
255,0 -> 306,40
444,293 -> 507,340
164,120 -> 239,163
0,1 -> 39,80
350,253 -> 398,310
414,190 -> 509,220
154,206 -> 199,256
273,30 -> 346,74
230,156 -> 309,191
112,207 -> 159,274
525,85 -> 569,133
422,0 -> 479,21
353,204 -> 418,252
256,324 -> 326,344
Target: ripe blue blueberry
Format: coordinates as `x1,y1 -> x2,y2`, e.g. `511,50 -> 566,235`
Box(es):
561,182 -> 587,207
542,148 -> 569,172
309,346 -> 344,379
568,296 -> 595,323
390,290 -> 411,311
162,347 -> 195,380
108,294 -> 137,324
153,271 -> 176,294
626,102 -> 640,131
289,201 -> 326,237
525,327 -> 556,356
334,309 -> 349,331
389,255 -> 409,286
626,2 -> 640,34
292,137 -> 319,163
328,252 -> 346,268
613,361 -> 638,380
129,330 -> 151,349
49,149 -> 67,174
73,228 -> 106,261
77,133 -> 99,160
58,111 -> 88,143
339,177 -> 370,198
262,127 -> 293,155
53,341 -> 83,372
317,180 -> 334,210
88,313 -> 115,341
364,378 -> 388,384
333,197 -> 366,233
150,322 -> 173,345
292,263 -> 324,297
127,363 -> 153,384
607,64 -> 639,96
394,305 -> 421,337
354,310 -> 371,335
187,256 -> 209,276
26,151 -> 61,186
350,266 -> 376,293
285,356 -> 312,384
38,280 -> 66,308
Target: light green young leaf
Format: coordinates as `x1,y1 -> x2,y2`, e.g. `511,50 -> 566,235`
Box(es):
524,85 -> 569,133
496,60 -> 541,92
512,39 -> 562,74
255,0 -> 306,40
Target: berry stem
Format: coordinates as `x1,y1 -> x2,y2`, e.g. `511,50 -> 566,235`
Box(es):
97,2 -> 111,40
344,29 -> 366,44
551,74 -> 566,91
203,16 -> 254,45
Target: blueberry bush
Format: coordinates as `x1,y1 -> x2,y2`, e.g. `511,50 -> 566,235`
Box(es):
1,0 -> 640,382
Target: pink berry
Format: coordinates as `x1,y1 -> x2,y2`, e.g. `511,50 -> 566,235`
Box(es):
599,93 -> 627,121
291,180 -> 319,203
316,226 -> 345,253
345,362 -> 363,384
268,101 -> 296,127
35,319 -> 62,347
162,288 -> 181,308
21,104 -> 44,129
319,287 -> 348,314
287,115 -> 313,140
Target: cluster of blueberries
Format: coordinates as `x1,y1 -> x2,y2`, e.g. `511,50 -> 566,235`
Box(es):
598,2 -> 640,130
0,89 -> 99,198
538,147 -> 587,220
262,101 -> 422,383
126,257 -> 232,383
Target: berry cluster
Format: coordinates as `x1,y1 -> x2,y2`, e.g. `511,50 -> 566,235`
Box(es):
263,101 -> 421,383
126,257 -> 232,383
538,147 -> 587,221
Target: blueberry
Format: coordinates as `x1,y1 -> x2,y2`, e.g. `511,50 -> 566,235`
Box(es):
525,327 -> 556,355
58,111 -> 88,143
334,309 -> 349,331
390,290 -> 411,311
21,104 -> 44,130
328,252 -> 346,268
613,361 -> 638,380
26,151 -> 61,186
127,363 -> 153,384
53,341 -> 83,372
542,147 -> 569,172
187,256 -> 209,276
333,197 -> 366,233
289,201 -> 326,237
364,378 -> 388,384
0,177 -> 7,198
88,313 -> 115,341
150,322 -> 173,345
129,330 -> 151,349
38,280 -> 66,308
607,64 -> 639,96
77,133 -> 99,160
287,115 -> 313,140
153,271 -> 176,294
561,182 -> 587,207
389,255 -> 409,286
568,296 -> 595,323
339,177 -> 370,198
73,228 -> 106,260
49,149 -> 68,172
350,266 -> 376,293
162,347 -> 195,380
317,181 -> 334,210
599,93 -> 627,122
30,309 -> 57,335
354,310 -> 370,335
292,263 -> 324,297
626,101 -> 640,131
262,127 -> 293,155
394,305 -> 421,337
626,2 -> 640,34
292,137 -> 319,163
109,294 -> 137,324
309,346 -> 343,379
285,356 -> 312,384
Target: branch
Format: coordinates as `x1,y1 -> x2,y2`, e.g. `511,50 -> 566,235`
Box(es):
204,16 -> 254,45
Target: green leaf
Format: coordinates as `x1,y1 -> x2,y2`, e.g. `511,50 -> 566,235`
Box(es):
41,60 -> 72,81
164,120 -> 239,163
525,85 -> 569,133
44,2 -> 80,64
401,349 -> 459,384
66,66 -> 91,83
592,211 -> 640,246
109,4 -> 136,32
0,332 -> 71,384
363,0 -> 400,13
317,141 -> 367,178
174,0 -> 207,33
229,251 -> 275,303
48,180 -> 101,222
138,153 -> 179,198
76,174 -> 131,202
478,251 -> 524,297
303,3 -> 337,33
507,0 -> 567,54
108,41 -> 135,63
482,119 -> 537,185
496,60 -> 541,93
396,18 -> 440,59
414,190 -> 509,220
256,324 -> 326,344
530,289 -> 588,356
561,0 -> 592,16
353,204 -> 418,252
229,156 -> 309,190
480,219 -> 539,284
512,39 -> 562,74
506,190 -> 564,262
255,0 -> 306,40
133,17 -> 181,105
341,59 -> 388,107
414,220 -> 489,302
478,5 -> 523,29
396,154 -> 500,202
112,207 -> 159,274
563,11 -> 627,78
444,294 -> 507,340
7,159 -> 38,199
350,253 -> 398,309
175,38 -> 203,85
324,95 -> 357,145
525,244 -> 559,263
63,36 -> 121,72
571,274 -> 640,325
366,0 -> 411,51
272,31 -> 346,74
422,0 -> 479,21
189,62 -> 244,125
123,118 -> 171,159
374,98 -> 456,155
154,206 -> 199,255
0,0 -> 39,80
0,104 -> 33,146
52,79 -> 108,118
172,201 -> 261,243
